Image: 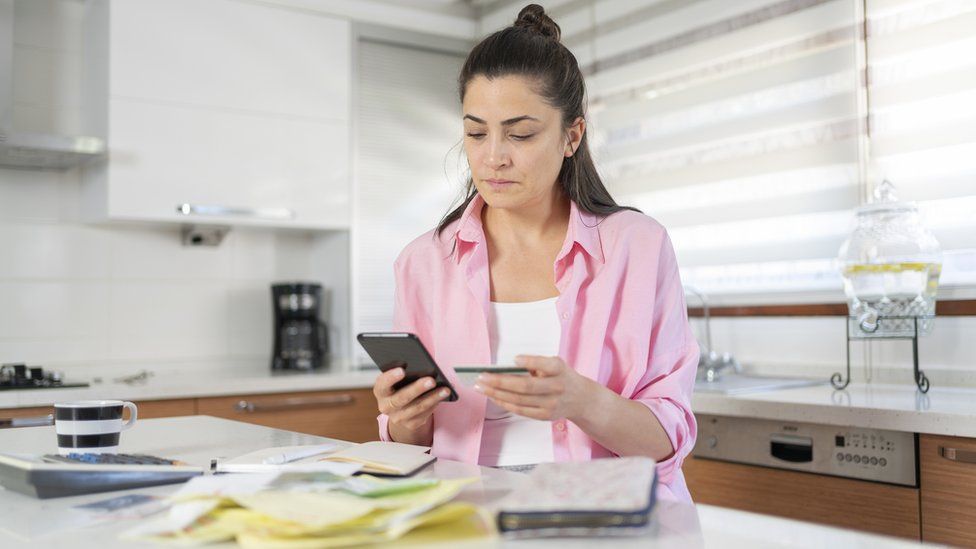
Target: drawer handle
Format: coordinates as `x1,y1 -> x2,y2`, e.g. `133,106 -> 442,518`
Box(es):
176,203 -> 296,220
940,446 -> 976,464
235,394 -> 354,413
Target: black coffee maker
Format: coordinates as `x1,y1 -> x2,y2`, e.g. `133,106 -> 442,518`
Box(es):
271,282 -> 329,370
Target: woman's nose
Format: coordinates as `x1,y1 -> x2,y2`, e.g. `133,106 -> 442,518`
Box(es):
484,136 -> 510,169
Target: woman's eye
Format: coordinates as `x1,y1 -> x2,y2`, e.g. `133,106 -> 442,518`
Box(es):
510,134 -> 533,141
466,133 -> 485,139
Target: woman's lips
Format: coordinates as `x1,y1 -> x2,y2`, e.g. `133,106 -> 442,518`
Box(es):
485,179 -> 516,190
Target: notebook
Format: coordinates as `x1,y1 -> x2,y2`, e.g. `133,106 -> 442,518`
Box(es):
322,441 -> 436,477
214,444 -> 360,475
496,457 -> 658,537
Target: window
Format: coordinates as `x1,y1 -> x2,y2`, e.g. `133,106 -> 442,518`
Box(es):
496,0 -> 976,296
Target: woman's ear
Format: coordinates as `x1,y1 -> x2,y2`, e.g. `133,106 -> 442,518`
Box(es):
564,117 -> 586,157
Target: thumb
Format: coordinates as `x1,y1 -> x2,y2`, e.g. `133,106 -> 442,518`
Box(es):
515,355 -> 561,376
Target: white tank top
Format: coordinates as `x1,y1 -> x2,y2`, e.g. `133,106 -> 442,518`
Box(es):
478,296 -> 560,467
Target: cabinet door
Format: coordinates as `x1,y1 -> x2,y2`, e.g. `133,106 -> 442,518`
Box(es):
920,434 -> 976,546
0,406 -> 53,420
198,388 -> 379,443
110,0 -> 350,120
684,456 -> 921,539
132,399 -> 197,419
106,97 -> 350,229
91,0 -> 351,229
0,399 -> 195,424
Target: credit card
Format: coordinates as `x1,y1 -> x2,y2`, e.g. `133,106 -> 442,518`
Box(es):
452,366 -> 530,386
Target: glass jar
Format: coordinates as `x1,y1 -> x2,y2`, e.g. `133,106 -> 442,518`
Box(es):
837,180 -> 942,337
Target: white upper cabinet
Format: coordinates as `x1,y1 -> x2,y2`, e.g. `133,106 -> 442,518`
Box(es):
83,0 -> 351,229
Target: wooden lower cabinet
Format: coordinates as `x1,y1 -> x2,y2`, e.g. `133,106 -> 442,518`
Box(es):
920,434 -> 976,547
1,389 -> 379,444
0,405 -> 53,419
133,399 -> 197,418
684,456 -> 921,539
0,399 -> 195,421
197,388 -> 380,443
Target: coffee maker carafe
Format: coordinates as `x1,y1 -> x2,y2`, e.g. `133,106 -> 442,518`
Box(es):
271,282 -> 329,370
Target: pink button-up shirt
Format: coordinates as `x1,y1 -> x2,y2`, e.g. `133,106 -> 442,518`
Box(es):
377,194 -> 699,502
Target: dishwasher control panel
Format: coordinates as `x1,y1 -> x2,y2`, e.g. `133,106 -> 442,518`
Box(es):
693,414 -> 917,486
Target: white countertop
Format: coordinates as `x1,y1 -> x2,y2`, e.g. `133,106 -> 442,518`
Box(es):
693,381 -> 976,438
5,363 -> 976,439
0,416 -> 922,548
0,360 -> 379,409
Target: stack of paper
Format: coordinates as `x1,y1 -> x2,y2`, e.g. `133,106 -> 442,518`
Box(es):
122,471 -> 492,547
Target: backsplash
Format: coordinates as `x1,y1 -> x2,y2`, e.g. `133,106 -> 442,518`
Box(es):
0,166 -> 347,374
701,314 -> 976,387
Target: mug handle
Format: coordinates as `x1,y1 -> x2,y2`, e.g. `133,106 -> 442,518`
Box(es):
121,401 -> 138,430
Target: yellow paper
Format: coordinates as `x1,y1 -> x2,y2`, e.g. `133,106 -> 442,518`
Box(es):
124,477 -> 483,547
235,503 -> 493,548
230,491 -> 377,529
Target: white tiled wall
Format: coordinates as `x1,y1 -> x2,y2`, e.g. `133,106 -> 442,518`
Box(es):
0,0 -> 349,374
0,166 -> 347,373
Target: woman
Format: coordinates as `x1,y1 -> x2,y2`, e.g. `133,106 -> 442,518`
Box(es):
372,4 -> 699,502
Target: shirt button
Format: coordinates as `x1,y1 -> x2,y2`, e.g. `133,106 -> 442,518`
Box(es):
556,422 -> 566,431
561,312 -> 569,320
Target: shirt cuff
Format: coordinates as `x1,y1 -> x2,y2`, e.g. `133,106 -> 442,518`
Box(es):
377,413 -> 393,442
635,397 -> 695,486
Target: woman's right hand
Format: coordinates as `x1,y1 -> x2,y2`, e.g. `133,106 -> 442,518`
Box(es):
373,367 -> 451,445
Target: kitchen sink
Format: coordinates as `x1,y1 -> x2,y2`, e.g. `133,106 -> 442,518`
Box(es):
694,373 -> 826,395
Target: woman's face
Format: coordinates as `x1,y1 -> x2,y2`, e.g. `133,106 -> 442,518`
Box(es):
462,75 -> 581,211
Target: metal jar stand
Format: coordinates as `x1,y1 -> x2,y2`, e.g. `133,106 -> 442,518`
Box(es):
831,315 -> 931,393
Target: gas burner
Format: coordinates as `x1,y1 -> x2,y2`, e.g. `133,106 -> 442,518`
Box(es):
0,363 -> 89,391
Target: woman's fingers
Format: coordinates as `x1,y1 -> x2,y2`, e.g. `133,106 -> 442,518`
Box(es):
373,367 -> 405,399
377,376 -> 438,415
476,383 -> 557,409
490,398 -> 551,421
514,355 -> 563,376
477,372 -> 563,396
393,387 -> 451,424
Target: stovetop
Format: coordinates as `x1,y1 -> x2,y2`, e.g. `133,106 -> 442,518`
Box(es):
0,363 -> 89,391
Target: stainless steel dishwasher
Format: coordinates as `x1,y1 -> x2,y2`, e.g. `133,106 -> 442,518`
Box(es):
693,414 -> 917,486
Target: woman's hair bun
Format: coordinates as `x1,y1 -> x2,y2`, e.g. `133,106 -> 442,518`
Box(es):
513,4 -> 561,42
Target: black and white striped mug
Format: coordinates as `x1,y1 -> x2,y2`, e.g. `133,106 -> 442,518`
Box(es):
54,400 -> 138,455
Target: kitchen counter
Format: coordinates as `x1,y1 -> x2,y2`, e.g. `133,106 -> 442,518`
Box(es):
5,363 -> 976,440
0,359 -> 378,409
693,382 -> 976,438
0,416 -> 921,548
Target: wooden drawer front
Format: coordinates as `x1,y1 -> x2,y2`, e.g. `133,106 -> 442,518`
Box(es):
132,399 -> 196,419
198,388 -> 379,443
921,434 -> 976,546
0,406 -> 53,419
1,399 -> 194,427
684,456 -> 920,539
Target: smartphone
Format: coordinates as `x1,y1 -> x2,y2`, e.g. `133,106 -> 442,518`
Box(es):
357,332 -> 459,402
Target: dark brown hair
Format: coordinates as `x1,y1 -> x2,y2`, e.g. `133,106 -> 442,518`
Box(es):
435,3 -> 638,235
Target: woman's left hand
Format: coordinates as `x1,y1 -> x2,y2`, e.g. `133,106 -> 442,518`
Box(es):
473,355 -> 594,421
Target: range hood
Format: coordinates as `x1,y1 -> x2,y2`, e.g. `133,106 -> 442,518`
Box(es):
0,0 -> 105,170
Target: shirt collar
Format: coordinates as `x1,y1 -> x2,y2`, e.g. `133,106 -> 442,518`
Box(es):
451,193 -> 604,264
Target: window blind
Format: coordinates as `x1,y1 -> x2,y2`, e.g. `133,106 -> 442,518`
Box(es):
352,39 -> 465,357
477,0 -> 976,295
865,0 -> 976,286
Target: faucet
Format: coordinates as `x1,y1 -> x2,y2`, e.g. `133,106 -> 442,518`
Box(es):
684,285 -> 741,382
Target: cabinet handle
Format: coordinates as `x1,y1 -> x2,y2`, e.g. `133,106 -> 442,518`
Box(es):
176,203 -> 295,220
940,446 -> 976,464
0,414 -> 54,429
235,394 -> 354,413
